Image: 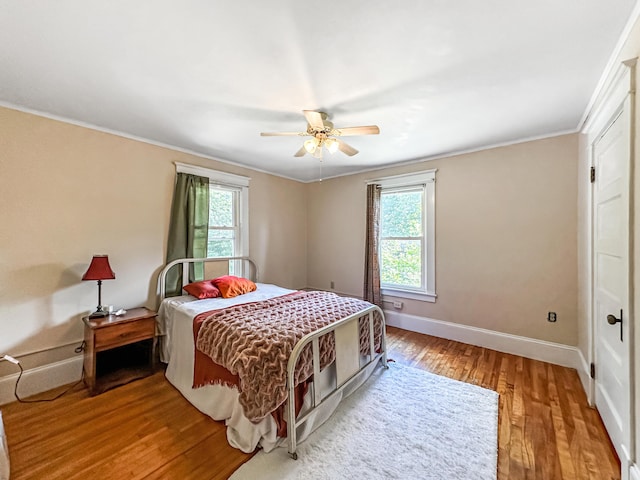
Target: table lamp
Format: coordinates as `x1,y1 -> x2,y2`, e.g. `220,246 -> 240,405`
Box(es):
82,255 -> 116,318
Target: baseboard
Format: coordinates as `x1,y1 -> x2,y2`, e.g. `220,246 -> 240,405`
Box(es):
384,310 -> 582,370
575,348 -> 593,402
0,356 -> 83,406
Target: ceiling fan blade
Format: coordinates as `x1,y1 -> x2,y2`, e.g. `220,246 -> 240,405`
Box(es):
260,131 -> 305,136
303,110 -> 325,130
337,139 -> 359,156
294,146 -> 307,157
332,125 -> 380,136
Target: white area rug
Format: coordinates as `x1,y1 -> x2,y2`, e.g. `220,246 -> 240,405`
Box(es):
230,362 -> 499,480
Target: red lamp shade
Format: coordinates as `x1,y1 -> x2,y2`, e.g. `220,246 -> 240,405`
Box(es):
82,255 -> 115,281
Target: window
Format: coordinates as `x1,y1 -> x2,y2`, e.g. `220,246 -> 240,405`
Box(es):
380,186 -> 424,289
176,162 -> 249,274
207,185 -> 240,258
374,170 -> 436,302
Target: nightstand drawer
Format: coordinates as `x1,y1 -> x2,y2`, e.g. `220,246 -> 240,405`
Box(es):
94,317 -> 155,351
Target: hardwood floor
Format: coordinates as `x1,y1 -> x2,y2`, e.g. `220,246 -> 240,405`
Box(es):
386,328 -> 620,480
2,326 -> 619,479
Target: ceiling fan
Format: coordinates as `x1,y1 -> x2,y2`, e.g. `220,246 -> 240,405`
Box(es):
260,110 -> 380,159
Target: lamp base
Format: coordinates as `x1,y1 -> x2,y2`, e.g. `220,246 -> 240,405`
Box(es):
88,310 -> 109,319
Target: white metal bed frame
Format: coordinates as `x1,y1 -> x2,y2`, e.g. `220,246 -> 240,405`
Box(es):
157,256 -> 388,459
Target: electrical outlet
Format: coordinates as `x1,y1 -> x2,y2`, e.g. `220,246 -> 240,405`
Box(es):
393,301 -> 403,309
330,281 -> 335,289
547,312 -> 557,323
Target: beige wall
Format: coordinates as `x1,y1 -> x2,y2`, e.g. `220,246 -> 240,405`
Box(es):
249,174 -> 307,288
308,134 -> 579,345
0,106 -> 307,371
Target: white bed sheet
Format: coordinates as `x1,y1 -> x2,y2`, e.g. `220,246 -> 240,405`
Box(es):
158,283 -> 378,453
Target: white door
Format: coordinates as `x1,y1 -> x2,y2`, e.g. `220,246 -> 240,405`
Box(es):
592,101 -> 632,471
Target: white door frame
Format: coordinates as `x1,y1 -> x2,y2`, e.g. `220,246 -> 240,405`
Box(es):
583,57 -> 636,479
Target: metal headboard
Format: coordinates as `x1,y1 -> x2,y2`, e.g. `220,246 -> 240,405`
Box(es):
157,256 -> 258,304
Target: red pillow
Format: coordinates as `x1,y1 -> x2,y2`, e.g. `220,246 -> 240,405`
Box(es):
183,280 -> 220,299
212,275 -> 257,298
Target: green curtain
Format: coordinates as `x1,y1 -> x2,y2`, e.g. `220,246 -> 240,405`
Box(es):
165,173 -> 210,297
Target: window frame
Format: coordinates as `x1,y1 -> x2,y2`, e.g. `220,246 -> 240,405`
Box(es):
371,169 -> 436,303
175,162 -> 250,272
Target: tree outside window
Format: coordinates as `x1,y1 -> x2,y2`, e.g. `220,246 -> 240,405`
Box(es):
208,185 -> 240,274
380,187 -> 424,290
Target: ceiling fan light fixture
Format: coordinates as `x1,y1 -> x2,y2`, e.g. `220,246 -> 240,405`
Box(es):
260,110 -> 378,159
325,138 -> 339,154
304,138 -> 319,153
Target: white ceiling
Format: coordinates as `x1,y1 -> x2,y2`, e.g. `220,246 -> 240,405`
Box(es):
0,1 -> 637,182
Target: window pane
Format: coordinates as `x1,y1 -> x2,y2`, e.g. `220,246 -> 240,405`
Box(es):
209,189 -> 234,227
380,190 -> 423,237
207,239 -> 234,257
380,239 -> 422,288
208,229 -> 234,240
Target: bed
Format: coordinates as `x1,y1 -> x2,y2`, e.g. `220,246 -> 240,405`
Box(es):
156,256 -> 387,459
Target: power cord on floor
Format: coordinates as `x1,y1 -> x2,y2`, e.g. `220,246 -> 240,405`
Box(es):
2,353 -> 85,403
74,341 -> 86,354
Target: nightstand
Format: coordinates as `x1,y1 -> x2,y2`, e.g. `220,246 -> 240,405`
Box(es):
83,307 -> 157,395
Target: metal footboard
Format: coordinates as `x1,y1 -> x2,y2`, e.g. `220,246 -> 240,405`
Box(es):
286,305 -> 387,459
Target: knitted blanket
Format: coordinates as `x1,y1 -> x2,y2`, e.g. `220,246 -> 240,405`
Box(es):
195,290 -> 382,422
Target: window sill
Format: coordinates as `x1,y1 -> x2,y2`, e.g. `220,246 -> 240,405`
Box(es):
381,288 -> 436,303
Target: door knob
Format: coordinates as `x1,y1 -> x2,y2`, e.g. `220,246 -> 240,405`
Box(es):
606,310 -> 623,341
607,314 -> 621,325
